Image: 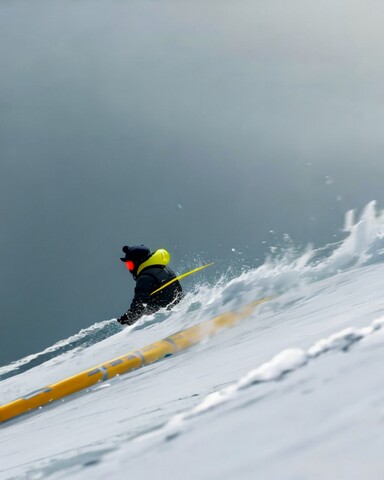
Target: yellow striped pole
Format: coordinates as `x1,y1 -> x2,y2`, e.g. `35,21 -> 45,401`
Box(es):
0,297 -> 272,423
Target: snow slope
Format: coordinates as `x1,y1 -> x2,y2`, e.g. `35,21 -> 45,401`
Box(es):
1,202 -> 384,479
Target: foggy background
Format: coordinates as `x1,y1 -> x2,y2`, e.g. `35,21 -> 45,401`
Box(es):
1,0 -> 384,365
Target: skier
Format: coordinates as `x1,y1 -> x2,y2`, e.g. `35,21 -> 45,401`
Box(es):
117,245 -> 183,326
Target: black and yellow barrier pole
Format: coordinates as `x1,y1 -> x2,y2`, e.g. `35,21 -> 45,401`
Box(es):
0,297 -> 272,423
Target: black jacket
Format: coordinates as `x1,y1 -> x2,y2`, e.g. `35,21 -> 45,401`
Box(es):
118,265 -> 183,325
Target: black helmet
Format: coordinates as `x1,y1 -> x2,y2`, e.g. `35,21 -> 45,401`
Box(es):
120,245 -> 151,264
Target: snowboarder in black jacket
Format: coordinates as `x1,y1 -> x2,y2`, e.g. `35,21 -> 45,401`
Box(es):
117,245 -> 183,326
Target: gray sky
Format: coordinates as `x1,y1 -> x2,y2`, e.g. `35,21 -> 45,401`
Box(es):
1,0 -> 384,365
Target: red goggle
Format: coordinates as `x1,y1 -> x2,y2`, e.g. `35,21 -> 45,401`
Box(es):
125,260 -> 135,271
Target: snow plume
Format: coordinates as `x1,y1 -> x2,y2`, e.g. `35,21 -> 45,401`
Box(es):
313,201 -> 384,274
205,201 -> 384,310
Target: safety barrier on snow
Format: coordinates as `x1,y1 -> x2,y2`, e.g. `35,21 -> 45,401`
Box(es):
0,297 -> 272,423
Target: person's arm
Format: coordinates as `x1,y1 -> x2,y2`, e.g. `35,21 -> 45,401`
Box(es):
117,274 -> 157,325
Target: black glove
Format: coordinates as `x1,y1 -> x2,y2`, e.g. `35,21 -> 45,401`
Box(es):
117,313 -> 129,325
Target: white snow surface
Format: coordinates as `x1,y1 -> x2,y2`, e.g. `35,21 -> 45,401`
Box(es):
1,202 -> 384,479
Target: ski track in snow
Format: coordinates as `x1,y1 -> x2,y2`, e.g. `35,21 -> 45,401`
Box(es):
0,320 -> 117,381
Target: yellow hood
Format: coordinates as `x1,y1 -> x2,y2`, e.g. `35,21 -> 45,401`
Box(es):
137,249 -> 170,275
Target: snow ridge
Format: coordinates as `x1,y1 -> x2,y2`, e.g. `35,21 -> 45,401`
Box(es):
138,315 -> 384,443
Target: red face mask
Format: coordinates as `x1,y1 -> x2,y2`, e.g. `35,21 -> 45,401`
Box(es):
125,260 -> 135,272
